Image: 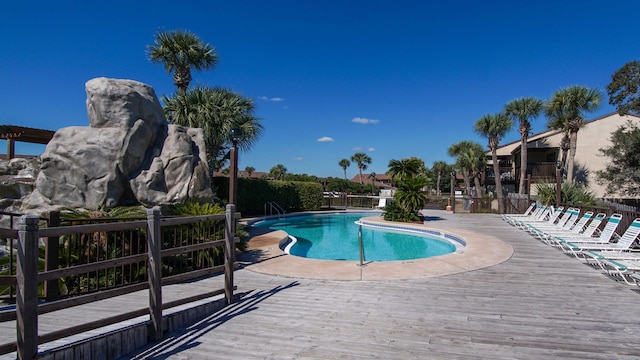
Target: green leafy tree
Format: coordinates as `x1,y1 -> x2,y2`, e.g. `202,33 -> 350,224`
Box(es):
148,30 -> 218,95
351,152 -> 372,184
505,97 -> 544,194
545,85 -> 602,183
596,121 -> 640,197
474,113 -> 513,213
163,85 -> 263,173
270,164 -> 287,180
607,60 -> 640,116
338,159 -> 351,179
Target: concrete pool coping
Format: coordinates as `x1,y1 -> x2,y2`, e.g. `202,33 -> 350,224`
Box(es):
239,214 -> 514,281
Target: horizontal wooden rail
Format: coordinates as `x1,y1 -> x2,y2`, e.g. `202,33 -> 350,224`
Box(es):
3,205 -> 240,359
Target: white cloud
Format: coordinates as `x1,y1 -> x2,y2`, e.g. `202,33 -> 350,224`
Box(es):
259,96 -> 285,102
368,147 -> 376,152
317,136 -> 334,142
352,147 -> 363,151
352,117 -> 380,125
293,157 -> 304,161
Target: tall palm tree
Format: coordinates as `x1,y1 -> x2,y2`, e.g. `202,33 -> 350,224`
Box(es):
431,161 -> 448,196
244,166 -> 255,177
474,113 -> 513,213
351,152 -> 372,184
148,30 -> 218,95
163,85 -> 263,174
505,97 -> 543,194
387,158 -> 421,182
545,85 -> 602,183
338,159 -> 351,179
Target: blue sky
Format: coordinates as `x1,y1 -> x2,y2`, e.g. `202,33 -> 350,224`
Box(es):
2,1 -> 639,179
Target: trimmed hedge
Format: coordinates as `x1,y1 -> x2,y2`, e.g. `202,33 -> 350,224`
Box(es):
213,176 -> 323,216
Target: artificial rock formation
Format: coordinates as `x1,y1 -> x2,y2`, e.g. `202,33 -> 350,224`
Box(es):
23,77 -> 213,211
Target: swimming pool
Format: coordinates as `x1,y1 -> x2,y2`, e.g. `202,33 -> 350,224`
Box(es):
251,212 -> 459,261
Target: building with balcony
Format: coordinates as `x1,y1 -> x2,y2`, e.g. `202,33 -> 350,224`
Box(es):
485,112 -> 640,198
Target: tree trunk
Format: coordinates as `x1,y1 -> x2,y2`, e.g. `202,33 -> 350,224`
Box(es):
473,175 -> 483,198
519,135 -> 528,194
567,131 -> 578,183
492,148 -> 504,213
462,169 -> 471,195
359,168 -> 364,184
436,172 -> 441,196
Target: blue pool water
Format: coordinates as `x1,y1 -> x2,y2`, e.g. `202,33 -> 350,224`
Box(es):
251,213 -> 456,261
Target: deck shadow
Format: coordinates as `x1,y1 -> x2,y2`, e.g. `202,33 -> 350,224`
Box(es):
127,281 -> 300,359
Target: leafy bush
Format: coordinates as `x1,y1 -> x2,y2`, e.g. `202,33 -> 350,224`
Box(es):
213,176 -> 323,216
383,200 -> 421,222
534,181 -> 596,206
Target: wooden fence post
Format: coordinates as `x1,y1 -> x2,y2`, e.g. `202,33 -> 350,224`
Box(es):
45,210 -> 60,301
146,207 -> 163,341
225,204 -> 235,304
17,215 -> 40,360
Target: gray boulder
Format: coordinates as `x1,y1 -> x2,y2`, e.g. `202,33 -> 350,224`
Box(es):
22,77 -> 212,211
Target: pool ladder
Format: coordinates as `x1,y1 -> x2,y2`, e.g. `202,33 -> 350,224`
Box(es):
264,201 -> 285,219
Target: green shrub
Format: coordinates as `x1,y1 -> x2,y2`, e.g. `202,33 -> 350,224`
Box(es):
213,176 -> 323,216
534,181 -> 596,206
383,200 -> 421,222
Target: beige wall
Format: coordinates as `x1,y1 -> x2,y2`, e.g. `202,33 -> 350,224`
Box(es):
571,113 -> 640,198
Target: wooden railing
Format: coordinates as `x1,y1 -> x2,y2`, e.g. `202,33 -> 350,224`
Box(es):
0,205 -> 239,359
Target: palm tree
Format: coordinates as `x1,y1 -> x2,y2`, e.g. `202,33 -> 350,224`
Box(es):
244,166 -> 255,177
449,141 -> 485,197
505,97 -> 544,194
431,161 -> 448,196
387,158 -> 422,182
545,85 -> 602,183
448,141 -> 474,194
351,152 -> 372,184
338,159 -> 351,179
474,113 -> 513,213
369,172 -> 377,194
460,142 -> 486,198
269,164 -> 287,180
148,30 -> 218,95
163,85 -> 263,174
394,176 -> 429,217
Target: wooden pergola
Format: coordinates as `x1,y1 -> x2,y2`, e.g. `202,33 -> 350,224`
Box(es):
0,125 -> 55,159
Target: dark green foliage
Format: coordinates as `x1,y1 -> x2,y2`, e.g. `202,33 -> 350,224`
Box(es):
596,121 -> 640,197
324,178 -> 370,194
214,177 -> 323,216
383,200 -> 421,222
607,60 -> 640,116
534,181 -> 596,206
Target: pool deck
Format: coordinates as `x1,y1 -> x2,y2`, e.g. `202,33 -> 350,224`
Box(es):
5,209 -> 640,359
126,209 -> 640,359
241,214 -> 514,280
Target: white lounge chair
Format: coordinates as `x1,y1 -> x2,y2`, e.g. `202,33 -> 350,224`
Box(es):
565,217 -> 640,258
526,207 -> 579,234
529,211 -> 594,244
502,203 -> 536,222
543,212 -> 605,246
375,198 -> 387,209
554,213 -> 622,251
